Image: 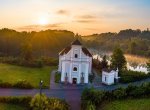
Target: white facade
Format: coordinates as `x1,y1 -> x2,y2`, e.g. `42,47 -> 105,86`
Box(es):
102,69 -> 119,85
58,39 -> 92,84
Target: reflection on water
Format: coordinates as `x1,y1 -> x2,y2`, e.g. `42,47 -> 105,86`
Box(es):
91,49 -> 148,74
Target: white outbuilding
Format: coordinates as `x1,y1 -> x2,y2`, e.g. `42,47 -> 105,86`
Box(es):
102,68 -> 119,85
58,39 -> 92,84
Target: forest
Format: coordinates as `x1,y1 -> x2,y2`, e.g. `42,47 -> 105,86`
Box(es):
0,28 -> 150,58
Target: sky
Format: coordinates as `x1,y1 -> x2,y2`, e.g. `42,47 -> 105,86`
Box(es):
0,0 -> 150,35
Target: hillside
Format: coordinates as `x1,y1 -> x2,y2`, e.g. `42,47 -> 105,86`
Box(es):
0,28 -> 150,57
82,29 -> 150,57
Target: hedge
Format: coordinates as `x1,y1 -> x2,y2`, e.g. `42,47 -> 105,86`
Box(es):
81,82 -> 150,110
0,80 -> 33,89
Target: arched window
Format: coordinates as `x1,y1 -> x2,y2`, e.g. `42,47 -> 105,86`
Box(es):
73,67 -> 77,71
75,54 -> 78,58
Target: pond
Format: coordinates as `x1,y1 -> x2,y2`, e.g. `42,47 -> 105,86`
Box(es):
91,49 -> 149,74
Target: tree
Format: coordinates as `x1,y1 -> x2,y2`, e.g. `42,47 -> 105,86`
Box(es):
21,42 -> 33,61
147,59 -> 150,73
110,47 -> 127,72
101,55 -> 108,69
30,94 -> 49,110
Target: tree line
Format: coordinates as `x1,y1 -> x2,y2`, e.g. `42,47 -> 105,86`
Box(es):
82,29 -> 150,57
0,28 -> 150,58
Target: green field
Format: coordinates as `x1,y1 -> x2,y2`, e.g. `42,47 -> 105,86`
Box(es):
101,98 -> 150,110
0,103 -> 27,110
0,63 -> 56,88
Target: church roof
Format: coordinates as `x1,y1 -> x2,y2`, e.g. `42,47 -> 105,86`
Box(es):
82,47 -> 92,57
71,39 -> 82,45
59,38 -> 92,57
59,46 -> 71,55
102,68 -> 114,73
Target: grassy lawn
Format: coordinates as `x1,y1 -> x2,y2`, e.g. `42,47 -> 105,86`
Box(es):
0,103 -> 27,110
0,63 -> 56,88
101,98 -> 150,110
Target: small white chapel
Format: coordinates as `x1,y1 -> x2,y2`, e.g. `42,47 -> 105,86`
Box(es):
102,68 -> 119,85
58,38 -> 92,84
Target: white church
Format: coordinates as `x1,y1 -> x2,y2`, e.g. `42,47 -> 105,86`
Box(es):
58,39 -> 92,84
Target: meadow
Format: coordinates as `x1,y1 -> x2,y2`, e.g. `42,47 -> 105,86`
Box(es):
0,63 -> 56,88
101,98 -> 150,110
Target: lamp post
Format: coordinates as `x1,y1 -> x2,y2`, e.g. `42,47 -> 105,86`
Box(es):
39,80 -> 43,110
39,80 -> 43,95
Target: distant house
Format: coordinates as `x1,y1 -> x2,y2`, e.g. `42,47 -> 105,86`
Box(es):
102,68 -> 119,85
58,39 -> 92,84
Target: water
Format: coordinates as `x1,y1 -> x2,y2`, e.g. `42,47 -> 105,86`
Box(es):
91,49 -> 149,74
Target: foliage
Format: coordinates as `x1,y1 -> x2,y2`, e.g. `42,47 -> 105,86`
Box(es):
21,42 -> 33,62
120,70 -> 150,83
81,82 -> 150,110
81,88 -> 105,110
55,72 -> 61,83
89,74 -> 95,83
30,94 -> 70,110
0,103 -> 28,110
30,94 -> 49,110
110,47 -> 127,72
147,59 -> 150,73
101,55 -> 108,69
0,28 -> 74,57
112,88 -> 127,99
82,29 -> 150,57
48,98 -> 70,110
13,80 -> 33,89
0,96 -> 31,108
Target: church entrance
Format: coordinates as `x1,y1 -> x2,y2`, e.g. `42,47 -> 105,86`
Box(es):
72,78 -> 77,84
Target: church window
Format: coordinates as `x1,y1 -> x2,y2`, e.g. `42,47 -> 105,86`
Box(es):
73,67 -> 77,71
105,76 -> 107,82
75,54 -> 78,58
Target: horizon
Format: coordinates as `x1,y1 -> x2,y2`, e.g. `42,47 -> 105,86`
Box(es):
0,0 -> 150,35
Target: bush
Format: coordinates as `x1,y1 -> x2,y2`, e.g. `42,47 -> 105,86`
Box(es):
0,82 -> 12,88
48,98 -> 70,110
89,74 -> 95,83
112,87 -> 127,99
0,96 -> 32,107
13,80 -> 33,89
81,88 -> 105,110
55,72 -> 61,83
30,94 -> 70,110
120,70 -> 150,83
41,57 -> 58,66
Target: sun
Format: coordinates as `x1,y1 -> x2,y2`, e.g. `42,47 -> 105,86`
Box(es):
38,17 -> 49,25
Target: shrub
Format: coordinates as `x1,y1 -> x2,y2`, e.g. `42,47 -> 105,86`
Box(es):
48,98 -> 70,110
0,96 -> 32,107
81,88 -> 105,110
120,70 -> 150,83
112,87 -> 127,99
89,74 -> 95,83
13,80 -> 33,89
30,94 -> 70,110
55,72 -> 61,83
0,82 -> 12,88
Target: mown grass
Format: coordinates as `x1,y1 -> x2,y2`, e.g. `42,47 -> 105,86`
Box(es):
0,63 -> 56,88
101,98 -> 150,110
0,103 -> 27,110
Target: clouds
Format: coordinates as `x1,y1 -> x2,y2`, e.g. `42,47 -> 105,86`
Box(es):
56,9 -> 69,15
16,23 -> 63,31
74,14 -> 98,23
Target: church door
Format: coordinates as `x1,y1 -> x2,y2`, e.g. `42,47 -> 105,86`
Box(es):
73,78 -> 77,84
